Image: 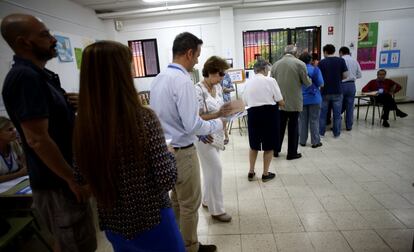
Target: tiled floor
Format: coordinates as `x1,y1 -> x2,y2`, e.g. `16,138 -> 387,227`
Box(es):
20,104 -> 414,252
95,104 -> 414,252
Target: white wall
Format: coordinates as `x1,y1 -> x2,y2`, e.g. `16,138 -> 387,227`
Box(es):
106,0 -> 414,99
0,0 -> 108,114
105,10 -> 222,91
344,0 -> 414,98
2,0 -> 412,99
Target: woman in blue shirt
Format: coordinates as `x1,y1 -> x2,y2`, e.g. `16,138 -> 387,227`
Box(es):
298,52 -> 324,148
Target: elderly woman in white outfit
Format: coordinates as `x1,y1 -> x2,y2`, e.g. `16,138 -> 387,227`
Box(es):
243,60 -> 284,182
195,56 -> 232,222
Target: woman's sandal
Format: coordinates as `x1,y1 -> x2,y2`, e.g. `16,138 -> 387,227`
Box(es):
224,138 -> 229,145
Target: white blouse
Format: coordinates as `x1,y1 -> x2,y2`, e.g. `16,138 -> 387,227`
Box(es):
195,82 -> 224,115
0,144 -> 21,175
243,73 -> 283,108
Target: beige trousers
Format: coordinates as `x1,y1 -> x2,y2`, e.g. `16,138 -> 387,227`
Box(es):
171,146 -> 201,252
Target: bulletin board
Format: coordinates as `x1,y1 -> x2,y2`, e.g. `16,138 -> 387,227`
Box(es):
227,69 -> 246,84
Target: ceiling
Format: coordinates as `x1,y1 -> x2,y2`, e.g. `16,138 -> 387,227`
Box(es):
71,0 -> 336,19
72,0 -> 273,13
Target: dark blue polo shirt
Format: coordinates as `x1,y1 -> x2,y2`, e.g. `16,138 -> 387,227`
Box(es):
318,56 -> 348,95
2,56 -> 76,190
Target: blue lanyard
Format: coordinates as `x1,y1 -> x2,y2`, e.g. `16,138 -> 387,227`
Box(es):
168,64 -> 186,74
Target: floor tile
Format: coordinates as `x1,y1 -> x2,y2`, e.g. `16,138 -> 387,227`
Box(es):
298,212 -> 337,231
269,213 -> 305,233
274,232 -> 315,252
209,216 -> 240,235
345,194 -> 385,210
307,231 -> 352,252
319,195 -> 354,211
372,193 -> 414,209
342,230 -> 392,252
239,214 -> 272,234
358,210 -> 405,229
241,234 -> 277,252
208,235 -> 242,252
376,229 -> 414,252
360,181 -> 394,194
264,198 -> 296,215
328,211 -> 371,230
391,208 -> 414,228
291,197 -> 325,213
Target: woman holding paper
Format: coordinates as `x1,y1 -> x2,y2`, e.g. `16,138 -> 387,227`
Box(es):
195,56 -> 233,222
243,59 -> 284,182
0,117 -> 27,183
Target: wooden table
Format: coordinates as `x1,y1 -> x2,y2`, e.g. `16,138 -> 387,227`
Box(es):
355,92 -> 378,125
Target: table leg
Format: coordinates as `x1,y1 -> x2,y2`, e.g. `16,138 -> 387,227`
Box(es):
372,98 -> 375,125
357,97 -> 360,120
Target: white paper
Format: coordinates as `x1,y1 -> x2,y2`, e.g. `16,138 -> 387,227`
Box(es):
0,175 -> 29,194
166,139 -> 172,145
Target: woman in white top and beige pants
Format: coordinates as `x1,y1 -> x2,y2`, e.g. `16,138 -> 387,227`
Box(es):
194,56 -> 233,222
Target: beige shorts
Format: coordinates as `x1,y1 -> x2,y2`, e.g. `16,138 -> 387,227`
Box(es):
32,188 -> 97,252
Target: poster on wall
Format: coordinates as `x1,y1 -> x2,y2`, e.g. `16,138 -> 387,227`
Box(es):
74,48 -> 82,70
379,50 -> 400,68
55,35 -> 73,62
357,22 -> 378,70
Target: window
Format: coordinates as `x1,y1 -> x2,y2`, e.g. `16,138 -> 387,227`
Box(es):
243,26 -> 321,69
128,39 -> 160,78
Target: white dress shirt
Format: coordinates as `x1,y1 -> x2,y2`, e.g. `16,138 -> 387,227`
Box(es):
243,73 -> 283,108
150,63 -> 223,147
341,54 -> 362,82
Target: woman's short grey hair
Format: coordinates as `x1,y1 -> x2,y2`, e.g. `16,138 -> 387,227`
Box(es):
253,59 -> 270,74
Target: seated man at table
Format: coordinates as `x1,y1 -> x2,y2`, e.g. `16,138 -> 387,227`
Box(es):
362,69 -> 407,127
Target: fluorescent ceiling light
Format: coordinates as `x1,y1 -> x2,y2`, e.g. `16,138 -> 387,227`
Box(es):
143,0 -> 188,3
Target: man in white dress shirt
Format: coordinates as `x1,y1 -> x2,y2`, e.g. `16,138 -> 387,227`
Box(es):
151,32 -> 228,252
339,46 -> 362,131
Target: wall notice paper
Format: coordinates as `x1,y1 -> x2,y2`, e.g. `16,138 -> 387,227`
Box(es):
55,35 -> 73,62
227,69 -> 245,83
0,175 -> 29,194
357,22 -> 378,70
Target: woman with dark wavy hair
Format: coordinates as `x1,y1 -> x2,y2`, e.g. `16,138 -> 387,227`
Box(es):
73,40 -> 184,251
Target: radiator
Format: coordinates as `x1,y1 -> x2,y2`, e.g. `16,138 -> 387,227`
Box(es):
389,75 -> 408,101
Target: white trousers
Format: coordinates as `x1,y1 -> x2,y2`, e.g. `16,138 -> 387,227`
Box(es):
194,140 -> 225,215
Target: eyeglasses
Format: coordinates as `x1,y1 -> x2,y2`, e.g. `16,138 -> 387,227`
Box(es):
219,72 -> 225,77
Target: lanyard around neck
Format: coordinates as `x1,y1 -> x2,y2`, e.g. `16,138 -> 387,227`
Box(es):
0,151 -> 14,172
168,64 -> 186,74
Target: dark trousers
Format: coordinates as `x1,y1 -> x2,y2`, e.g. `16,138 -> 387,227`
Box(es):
277,111 -> 299,156
374,93 -> 397,120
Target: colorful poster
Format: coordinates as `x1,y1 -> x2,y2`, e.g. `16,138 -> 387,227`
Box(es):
55,35 -> 73,62
74,48 -> 82,70
357,22 -> 378,70
358,22 -> 378,48
357,47 -> 377,70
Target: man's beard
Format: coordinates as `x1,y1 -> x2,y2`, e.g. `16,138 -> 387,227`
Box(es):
31,41 -> 57,62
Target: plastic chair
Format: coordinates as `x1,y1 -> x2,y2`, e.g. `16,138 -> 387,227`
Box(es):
364,97 -> 396,123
